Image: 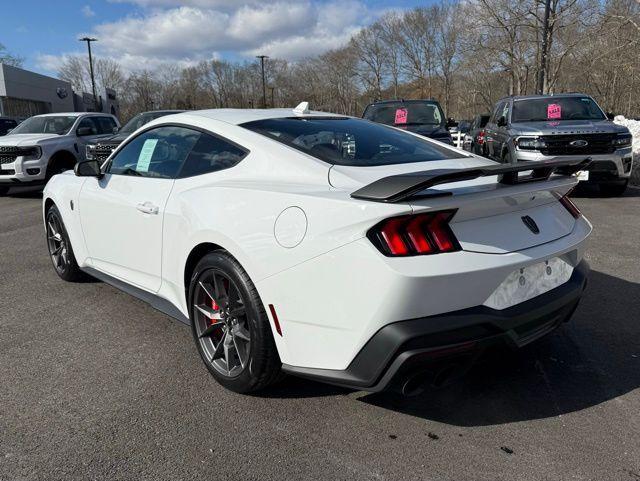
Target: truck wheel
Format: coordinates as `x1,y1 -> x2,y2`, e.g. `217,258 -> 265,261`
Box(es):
600,180 -> 628,197
46,153 -> 76,182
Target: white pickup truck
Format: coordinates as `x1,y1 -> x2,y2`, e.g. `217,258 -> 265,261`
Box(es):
0,112 -> 119,195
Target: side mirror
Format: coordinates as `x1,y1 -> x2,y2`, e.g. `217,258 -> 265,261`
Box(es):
497,116 -> 507,127
74,160 -> 102,178
112,126 -> 119,134
446,117 -> 458,129
606,112 -> 615,120
76,126 -> 94,137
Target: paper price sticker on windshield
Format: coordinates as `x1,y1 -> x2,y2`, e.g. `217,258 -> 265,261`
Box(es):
137,138 -> 158,172
394,108 -> 408,125
547,103 -> 561,120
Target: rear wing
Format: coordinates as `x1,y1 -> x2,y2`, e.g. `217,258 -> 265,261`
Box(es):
350,158 -> 591,203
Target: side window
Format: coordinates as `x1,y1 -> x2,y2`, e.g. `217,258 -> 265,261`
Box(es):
493,102 -> 505,123
76,117 -> 98,136
95,116 -> 117,134
179,133 -> 247,178
107,126 -> 200,179
502,102 -> 511,123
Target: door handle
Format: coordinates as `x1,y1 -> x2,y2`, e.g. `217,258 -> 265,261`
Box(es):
136,201 -> 159,215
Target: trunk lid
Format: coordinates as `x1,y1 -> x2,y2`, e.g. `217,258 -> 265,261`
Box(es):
331,158 -> 577,254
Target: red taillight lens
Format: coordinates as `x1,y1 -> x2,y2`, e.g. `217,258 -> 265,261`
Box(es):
477,130 -> 485,145
368,210 -> 460,257
559,194 -> 581,219
379,218 -> 410,255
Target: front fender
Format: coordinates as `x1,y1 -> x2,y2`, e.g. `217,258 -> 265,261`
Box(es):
42,173 -> 89,266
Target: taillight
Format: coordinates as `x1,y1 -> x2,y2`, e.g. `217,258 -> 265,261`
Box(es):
477,130 -> 485,145
559,194 -> 581,219
368,210 -> 460,257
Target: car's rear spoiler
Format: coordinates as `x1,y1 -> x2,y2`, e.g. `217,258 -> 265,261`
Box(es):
350,158 -> 591,203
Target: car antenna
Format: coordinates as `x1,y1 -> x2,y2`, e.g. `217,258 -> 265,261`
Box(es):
293,102 -> 310,116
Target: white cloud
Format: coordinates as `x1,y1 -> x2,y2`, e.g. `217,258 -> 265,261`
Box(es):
39,0 -> 378,73
82,5 -> 96,17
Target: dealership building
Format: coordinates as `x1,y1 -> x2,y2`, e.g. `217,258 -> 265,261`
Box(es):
0,63 -> 119,119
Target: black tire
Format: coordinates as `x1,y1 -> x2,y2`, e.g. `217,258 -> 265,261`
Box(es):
189,251 -> 281,393
0,186 -> 9,196
46,153 -> 76,182
600,180 -> 628,197
45,205 -> 85,282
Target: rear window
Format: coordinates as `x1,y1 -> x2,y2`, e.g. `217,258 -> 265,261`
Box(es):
241,117 -> 466,167
363,102 -> 444,127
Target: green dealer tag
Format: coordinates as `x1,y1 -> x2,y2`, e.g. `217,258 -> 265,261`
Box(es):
137,139 -> 158,172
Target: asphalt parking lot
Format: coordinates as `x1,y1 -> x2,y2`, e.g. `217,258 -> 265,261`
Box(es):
1,185 -> 639,481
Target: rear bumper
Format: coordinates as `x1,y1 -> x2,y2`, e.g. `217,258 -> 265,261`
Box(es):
283,259 -> 589,392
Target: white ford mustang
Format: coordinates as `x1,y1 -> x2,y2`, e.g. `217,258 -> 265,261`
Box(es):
43,103 -> 592,394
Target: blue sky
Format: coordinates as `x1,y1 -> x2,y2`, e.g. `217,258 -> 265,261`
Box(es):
2,0 -> 427,76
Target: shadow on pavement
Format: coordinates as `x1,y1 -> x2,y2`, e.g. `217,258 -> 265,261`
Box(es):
3,186 -> 43,199
357,270 -> 640,425
572,182 -> 640,198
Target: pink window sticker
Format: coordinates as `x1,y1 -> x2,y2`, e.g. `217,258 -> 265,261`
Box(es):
547,103 -> 562,120
394,108 -> 408,124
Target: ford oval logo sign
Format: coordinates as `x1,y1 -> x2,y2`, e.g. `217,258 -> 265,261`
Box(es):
570,139 -> 588,147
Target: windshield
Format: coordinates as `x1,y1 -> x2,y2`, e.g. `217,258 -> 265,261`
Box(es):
10,115 -> 77,135
512,97 -> 606,122
363,102 -> 444,127
120,111 -> 179,135
242,117 -> 465,167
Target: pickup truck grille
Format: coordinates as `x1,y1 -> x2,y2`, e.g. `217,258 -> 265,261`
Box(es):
90,144 -> 117,162
539,133 -> 616,156
0,154 -> 17,164
0,146 -> 19,164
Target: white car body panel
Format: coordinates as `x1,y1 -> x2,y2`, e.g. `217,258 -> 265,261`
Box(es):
43,108 -> 592,378
78,174 -> 174,291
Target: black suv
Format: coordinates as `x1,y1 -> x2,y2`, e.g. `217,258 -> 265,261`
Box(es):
362,99 -> 456,144
86,110 -> 184,162
0,117 -> 18,136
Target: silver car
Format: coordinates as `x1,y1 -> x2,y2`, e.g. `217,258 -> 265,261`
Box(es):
484,93 -> 633,196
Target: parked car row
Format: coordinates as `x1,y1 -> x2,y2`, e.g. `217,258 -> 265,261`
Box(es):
1,93 -> 634,197
0,110 -> 182,195
362,93 -> 633,196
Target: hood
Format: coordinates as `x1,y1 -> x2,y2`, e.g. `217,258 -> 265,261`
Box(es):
396,124 -> 451,139
0,133 -> 61,146
511,119 -> 629,136
329,156 -> 497,192
96,133 -> 128,145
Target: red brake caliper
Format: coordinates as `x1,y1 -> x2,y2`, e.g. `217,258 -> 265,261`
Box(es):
211,299 -> 219,323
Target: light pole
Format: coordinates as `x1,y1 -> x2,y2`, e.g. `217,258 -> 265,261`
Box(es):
256,55 -> 269,108
79,37 -> 98,111
268,86 -> 275,108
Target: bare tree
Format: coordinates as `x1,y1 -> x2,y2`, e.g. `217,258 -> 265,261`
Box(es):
0,43 -> 24,67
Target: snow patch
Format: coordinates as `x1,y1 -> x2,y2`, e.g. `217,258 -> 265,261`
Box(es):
614,115 -> 640,185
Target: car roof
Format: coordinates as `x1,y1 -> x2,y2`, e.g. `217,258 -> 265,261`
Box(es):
139,110 -> 185,115
186,108 -> 347,126
499,93 -> 591,102
366,99 -> 441,106
30,112 -> 116,118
